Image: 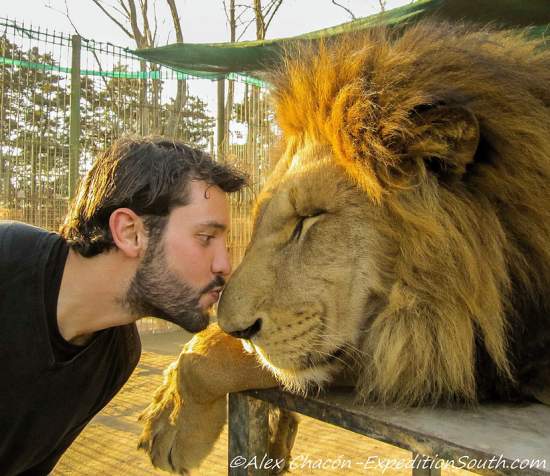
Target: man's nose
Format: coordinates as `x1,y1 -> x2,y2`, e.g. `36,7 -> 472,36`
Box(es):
212,243 -> 232,277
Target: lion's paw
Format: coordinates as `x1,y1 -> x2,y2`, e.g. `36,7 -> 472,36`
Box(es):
138,360 -> 227,474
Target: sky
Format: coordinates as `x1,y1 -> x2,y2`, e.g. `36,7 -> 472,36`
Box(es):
5,1 -> 411,45
3,0 -> 410,119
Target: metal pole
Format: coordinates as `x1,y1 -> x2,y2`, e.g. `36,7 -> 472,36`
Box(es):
69,35 -> 81,199
217,78 -> 226,161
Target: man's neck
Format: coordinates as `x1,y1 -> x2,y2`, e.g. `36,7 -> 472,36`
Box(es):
56,248 -> 137,344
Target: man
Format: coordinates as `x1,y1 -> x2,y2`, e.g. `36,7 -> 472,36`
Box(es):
0,136 -> 246,475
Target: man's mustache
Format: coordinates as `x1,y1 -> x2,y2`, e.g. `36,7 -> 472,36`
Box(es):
200,275 -> 226,294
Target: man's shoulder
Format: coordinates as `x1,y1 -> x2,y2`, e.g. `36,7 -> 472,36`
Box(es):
0,221 -> 61,270
0,220 -> 51,239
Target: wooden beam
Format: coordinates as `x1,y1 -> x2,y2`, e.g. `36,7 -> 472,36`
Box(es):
228,392 -> 270,476
238,388 -> 550,476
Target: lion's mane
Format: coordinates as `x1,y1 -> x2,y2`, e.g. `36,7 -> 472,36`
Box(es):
268,22 -> 550,405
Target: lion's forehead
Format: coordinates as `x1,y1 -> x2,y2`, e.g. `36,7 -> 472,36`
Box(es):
252,147 -> 364,227
283,163 -> 345,212
287,144 -> 334,173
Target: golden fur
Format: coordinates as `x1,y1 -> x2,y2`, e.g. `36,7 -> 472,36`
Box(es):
139,22 -> 550,473
219,22 -> 550,406
138,325 -> 280,474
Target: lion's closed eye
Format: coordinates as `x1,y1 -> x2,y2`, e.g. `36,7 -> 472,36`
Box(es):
291,210 -> 326,241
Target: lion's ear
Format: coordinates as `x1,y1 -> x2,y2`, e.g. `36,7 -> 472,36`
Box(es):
407,104 -> 480,181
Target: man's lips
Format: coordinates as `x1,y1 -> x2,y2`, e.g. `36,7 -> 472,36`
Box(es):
202,288 -> 223,307
209,289 -> 221,300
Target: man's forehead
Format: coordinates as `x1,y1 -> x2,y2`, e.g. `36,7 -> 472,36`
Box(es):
170,181 -> 230,225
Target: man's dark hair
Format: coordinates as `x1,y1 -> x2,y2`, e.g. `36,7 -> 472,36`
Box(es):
60,136 -> 247,257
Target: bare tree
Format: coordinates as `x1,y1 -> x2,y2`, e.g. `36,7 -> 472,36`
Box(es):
220,1 -> 283,171
222,0 -> 284,146
90,0 -> 186,135
223,0 -> 236,138
165,0 -> 187,137
251,0 -> 283,40
230,0 -> 283,41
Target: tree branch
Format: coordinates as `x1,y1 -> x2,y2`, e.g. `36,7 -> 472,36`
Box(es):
234,4 -> 253,23
140,0 -> 154,46
222,0 -> 230,26
90,0 -> 135,39
331,0 -> 356,20
126,0 -> 147,47
229,0 -> 236,42
46,0 -> 110,87
112,1 -> 130,19
264,0 -> 283,33
166,0 -> 184,43
152,0 -> 158,45
118,0 -> 130,16
236,15 -> 256,41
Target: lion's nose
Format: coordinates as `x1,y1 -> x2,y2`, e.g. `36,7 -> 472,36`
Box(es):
227,318 -> 262,340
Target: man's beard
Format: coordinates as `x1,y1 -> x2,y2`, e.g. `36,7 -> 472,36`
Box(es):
124,226 -> 225,333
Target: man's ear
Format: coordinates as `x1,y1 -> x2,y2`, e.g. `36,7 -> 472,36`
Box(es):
407,104 -> 480,181
109,208 -> 147,259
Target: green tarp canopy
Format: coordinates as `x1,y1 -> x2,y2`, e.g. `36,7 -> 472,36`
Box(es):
132,0 -> 550,80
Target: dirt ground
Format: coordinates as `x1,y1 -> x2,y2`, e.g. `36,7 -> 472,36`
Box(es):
54,330 -> 471,476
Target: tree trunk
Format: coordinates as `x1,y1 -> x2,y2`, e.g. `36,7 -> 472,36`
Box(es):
166,79 -> 187,138
165,0 -> 187,138
139,59 -> 149,135
224,0 -> 236,141
253,0 -> 266,40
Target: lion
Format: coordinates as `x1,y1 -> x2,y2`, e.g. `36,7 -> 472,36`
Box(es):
138,22 -> 550,474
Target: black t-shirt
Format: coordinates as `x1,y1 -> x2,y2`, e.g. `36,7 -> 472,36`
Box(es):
0,221 -> 141,475
44,236 -> 84,362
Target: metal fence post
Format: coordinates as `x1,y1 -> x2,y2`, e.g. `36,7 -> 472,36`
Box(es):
69,35 -> 81,199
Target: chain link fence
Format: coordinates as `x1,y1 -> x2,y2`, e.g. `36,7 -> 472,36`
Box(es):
0,17 -> 277,333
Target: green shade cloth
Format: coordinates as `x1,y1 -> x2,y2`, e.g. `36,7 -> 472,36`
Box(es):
132,0 -> 550,79
0,55 -> 264,85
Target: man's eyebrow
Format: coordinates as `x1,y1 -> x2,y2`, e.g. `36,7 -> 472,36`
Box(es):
197,221 -> 227,231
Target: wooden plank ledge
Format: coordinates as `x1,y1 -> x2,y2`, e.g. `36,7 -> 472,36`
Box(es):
228,387 -> 550,476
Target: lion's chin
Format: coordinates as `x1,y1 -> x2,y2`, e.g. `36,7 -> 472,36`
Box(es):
255,348 -> 340,396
